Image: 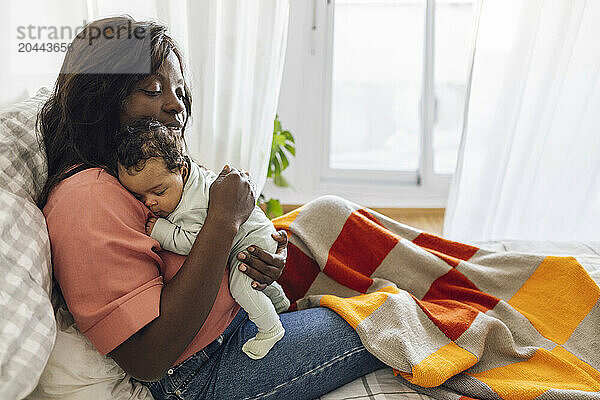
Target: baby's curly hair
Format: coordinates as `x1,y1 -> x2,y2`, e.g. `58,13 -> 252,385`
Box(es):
116,119 -> 187,173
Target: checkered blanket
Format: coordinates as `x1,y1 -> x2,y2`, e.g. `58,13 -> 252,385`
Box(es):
273,196 -> 600,400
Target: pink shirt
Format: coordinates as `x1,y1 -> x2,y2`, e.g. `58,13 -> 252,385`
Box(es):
43,168 -> 240,366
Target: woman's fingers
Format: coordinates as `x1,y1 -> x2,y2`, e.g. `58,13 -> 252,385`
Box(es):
237,249 -> 281,286
219,164 -> 231,176
248,245 -> 277,266
235,231 -> 289,290
239,169 -> 256,196
240,233 -> 287,267
238,260 -> 270,290
237,248 -> 281,275
272,231 -> 288,256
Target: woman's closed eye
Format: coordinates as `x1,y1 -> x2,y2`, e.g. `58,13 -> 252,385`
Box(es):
140,87 -> 185,100
155,188 -> 167,195
140,88 -> 161,96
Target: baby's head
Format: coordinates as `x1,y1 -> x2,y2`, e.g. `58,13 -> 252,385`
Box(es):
116,119 -> 188,217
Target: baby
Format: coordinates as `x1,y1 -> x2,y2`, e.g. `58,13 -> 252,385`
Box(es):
115,119 -> 290,360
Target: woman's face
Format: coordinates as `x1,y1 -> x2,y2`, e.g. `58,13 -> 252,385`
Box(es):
120,51 -> 187,130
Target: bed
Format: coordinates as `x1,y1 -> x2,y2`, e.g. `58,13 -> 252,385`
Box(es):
2,90 -> 599,400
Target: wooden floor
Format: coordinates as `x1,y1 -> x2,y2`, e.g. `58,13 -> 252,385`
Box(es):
281,205 -> 446,236
370,207 -> 446,236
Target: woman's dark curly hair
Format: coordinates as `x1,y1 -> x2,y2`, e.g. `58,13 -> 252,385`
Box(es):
116,119 -> 186,174
37,16 -> 192,207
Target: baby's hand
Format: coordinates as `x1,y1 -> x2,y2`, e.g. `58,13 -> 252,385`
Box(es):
146,217 -> 158,235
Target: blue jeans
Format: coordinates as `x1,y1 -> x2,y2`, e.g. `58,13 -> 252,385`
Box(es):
141,307 -> 387,400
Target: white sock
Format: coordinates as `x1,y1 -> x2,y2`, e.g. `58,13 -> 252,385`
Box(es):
242,323 -> 285,360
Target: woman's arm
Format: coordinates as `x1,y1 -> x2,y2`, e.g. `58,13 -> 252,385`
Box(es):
109,166 -> 255,381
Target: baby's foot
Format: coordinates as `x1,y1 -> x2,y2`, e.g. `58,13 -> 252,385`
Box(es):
273,297 -> 291,314
242,323 -> 285,360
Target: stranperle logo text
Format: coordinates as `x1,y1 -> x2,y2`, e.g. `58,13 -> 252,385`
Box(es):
16,19 -> 148,45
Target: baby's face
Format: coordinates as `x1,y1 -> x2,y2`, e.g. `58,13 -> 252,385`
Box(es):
118,158 -> 186,218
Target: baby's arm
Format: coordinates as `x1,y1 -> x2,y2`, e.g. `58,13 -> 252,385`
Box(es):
149,209 -> 207,256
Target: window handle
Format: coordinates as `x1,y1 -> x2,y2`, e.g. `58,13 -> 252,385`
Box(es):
313,0 -> 332,31
311,0 -> 330,55
312,0 -> 318,31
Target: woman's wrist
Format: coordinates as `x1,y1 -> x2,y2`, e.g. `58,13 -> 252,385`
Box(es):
205,210 -> 240,235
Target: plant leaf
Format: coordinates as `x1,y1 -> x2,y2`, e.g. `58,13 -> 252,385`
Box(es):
282,130 -> 295,143
273,133 -> 287,147
273,174 -> 290,187
267,116 -> 296,190
273,156 -> 281,176
265,198 -> 284,219
274,118 -> 282,134
278,148 -> 289,171
284,143 -> 296,156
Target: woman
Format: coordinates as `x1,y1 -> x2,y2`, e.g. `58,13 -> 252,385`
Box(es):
40,17 -> 385,399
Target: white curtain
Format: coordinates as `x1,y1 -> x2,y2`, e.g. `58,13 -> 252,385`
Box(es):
181,1 -> 289,194
1,0 -> 289,194
444,0 -> 600,242
0,1 -> 89,107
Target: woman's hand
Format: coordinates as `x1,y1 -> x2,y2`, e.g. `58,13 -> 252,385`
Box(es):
236,231 -> 288,290
208,165 -> 255,229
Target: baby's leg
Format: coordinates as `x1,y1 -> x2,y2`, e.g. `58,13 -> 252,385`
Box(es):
263,281 -> 291,313
229,262 -> 285,360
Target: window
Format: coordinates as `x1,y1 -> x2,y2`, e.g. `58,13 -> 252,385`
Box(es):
329,1 -> 424,173
273,0 -> 477,207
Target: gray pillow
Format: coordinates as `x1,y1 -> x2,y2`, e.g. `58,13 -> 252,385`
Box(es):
0,88 -> 56,399
0,88 -> 49,202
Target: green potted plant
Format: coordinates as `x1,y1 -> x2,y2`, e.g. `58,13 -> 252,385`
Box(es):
259,115 -> 295,219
